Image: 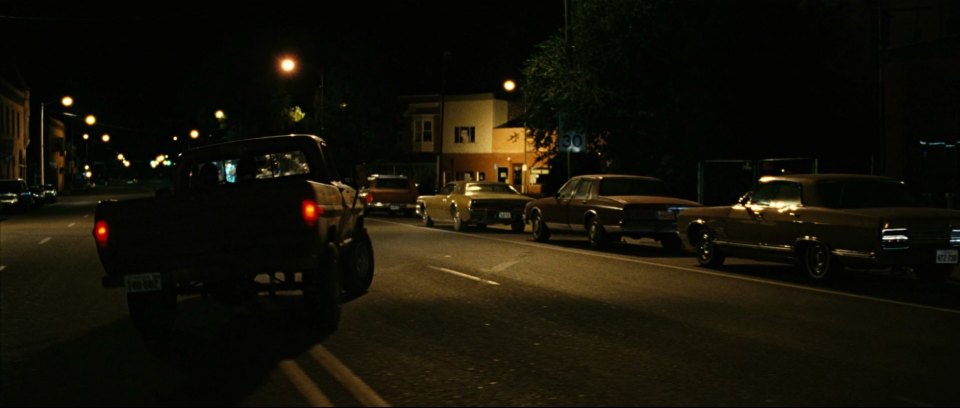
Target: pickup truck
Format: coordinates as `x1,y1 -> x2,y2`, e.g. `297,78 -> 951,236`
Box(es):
93,134 -> 374,344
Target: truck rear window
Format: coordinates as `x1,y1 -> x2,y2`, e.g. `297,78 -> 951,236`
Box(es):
187,150 -> 311,190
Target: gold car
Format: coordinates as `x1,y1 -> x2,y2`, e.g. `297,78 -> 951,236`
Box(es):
416,181 -> 533,232
677,173 -> 960,283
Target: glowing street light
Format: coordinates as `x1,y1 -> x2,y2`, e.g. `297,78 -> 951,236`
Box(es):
101,134 -> 110,143
172,135 -> 178,142
280,57 -> 296,73
82,133 -> 89,140
85,115 -> 96,126
214,110 -> 225,120
190,129 -> 199,139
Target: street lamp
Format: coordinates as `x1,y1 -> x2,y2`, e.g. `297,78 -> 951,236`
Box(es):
503,78 -> 529,193
39,96 -> 73,184
277,55 -> 324,135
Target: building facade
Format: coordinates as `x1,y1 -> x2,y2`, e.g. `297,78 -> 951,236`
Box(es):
0,68 -> 30,181
401,93 -> 549,195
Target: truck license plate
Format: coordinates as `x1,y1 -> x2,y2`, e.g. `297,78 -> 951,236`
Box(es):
125,273 -> 163,293
499,211 -> 512,219
936,249 -> 958,264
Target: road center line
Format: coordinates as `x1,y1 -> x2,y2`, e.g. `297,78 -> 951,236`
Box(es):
38,237 -> 51,245
427,265 -> 500,286
309,345 -> 391,407
369,218 -> 960,315
278,359 -> 333,407
68,222 -> 76,228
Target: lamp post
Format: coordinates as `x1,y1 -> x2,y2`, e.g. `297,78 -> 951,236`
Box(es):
39,96 -> 73,185
503,79 -> 528,193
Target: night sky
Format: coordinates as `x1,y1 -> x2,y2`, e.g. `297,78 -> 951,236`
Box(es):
2,1 -> 565,153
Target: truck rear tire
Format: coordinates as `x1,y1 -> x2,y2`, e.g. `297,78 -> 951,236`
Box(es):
303,243 -> 342,333
127,289 -> 177,351
342,228 -> 375,302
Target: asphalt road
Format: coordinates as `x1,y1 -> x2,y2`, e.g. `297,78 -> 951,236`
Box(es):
2,184 -> 959,406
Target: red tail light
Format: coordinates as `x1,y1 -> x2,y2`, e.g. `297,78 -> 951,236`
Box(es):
302,199 -> 321,227
365,192 -> 374,204
94,220 -> 109,247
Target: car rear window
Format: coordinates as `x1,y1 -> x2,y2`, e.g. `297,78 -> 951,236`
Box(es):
374,178 -> 412,189
817,180 -> 927,209
598,178 -> 668,197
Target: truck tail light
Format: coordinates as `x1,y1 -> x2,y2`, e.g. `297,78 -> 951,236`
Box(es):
93,220 -> 109,248
365,192 -> 374,204
302,199 -> 322,227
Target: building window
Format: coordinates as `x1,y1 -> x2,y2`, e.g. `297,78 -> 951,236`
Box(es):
414,119 -> 433,143
454,126 -> 475,144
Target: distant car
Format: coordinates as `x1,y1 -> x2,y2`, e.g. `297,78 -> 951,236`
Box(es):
417,180 -> 533,232
677,173 -> 960,283
0,179 -> 34,213
523,174 -> 701,251
360,174 -> 419,216
28,185 -> 46,207
39,184 -> 57,203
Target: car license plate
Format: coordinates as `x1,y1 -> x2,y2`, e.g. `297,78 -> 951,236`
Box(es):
125,273 -> 163,293
656,210 -> 676,220
498,211 -> 512,219
936,249 -> 959,264
390,205 -> 400,210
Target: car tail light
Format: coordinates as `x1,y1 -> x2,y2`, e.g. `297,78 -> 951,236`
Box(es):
365,192 -> 374,204
302,199 -> 322,227
93,220 -> 109,248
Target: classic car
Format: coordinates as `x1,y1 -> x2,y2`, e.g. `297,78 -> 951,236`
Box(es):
523,174 -> 701,251
417,180 -> 533,232
360,174 -> 419,217
677,173 -> 960,283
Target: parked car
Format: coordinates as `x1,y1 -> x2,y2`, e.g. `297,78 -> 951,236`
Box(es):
0,179 -> 35,213
677,173 -> 960,283
28,185 -> 46,208
360,174 -> 419,216
523,174 -> 702,251
417,180 -> 533,232
40,184 -> 57,202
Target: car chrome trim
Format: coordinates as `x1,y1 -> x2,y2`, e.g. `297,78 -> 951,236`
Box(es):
832,249 -> 875,259
715,240 -> 793,253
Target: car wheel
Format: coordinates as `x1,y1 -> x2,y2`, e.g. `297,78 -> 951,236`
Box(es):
341,228 -> 374,301
303,243 -> 342,334
660,234 -> 683,254
695,228 -> 725,267
531,211 -> 550,242
915,265 -> 952,284
421,205 -> 434,227
587,217 -> 608,249
511,219 -> 525,233
801,242 -> 839,282
453,208 -> 466,232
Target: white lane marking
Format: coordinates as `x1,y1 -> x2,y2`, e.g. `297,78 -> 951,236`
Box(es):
309,345 -> 391,407
370,218 -> 960,315
68,222 -> 76,228
487,259 -> 521,273
83,214 -> 90,218
278,359 -> 333,407
0,265 -> 6,272
427,265 -> 500,286
38,237 -> 52,245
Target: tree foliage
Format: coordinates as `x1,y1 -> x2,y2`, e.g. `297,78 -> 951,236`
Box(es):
522,0 -> 869,197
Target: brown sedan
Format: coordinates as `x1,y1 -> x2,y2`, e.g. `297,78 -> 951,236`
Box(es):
677,173 -> 960,283
523,174 -> 702,251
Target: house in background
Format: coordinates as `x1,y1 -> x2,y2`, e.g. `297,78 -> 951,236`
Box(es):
400,92 -> 548,195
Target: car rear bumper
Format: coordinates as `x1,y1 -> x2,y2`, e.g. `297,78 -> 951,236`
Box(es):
468,208 -> 524,225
